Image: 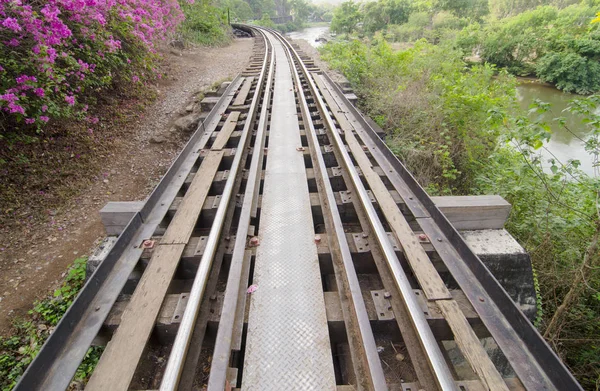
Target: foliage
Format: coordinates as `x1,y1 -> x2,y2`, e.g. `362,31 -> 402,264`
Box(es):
330,1 -> 361,35
247,0 -> 276,19
219,0 -> 254,22
362,0 -> 412,34
0,257 -> 104,390
536,50 -> 600,94
178,0 -> 231,45
321,37 -> 515,192
0,0 -> 183,133
474,97 -> 600,388
474,4 -> 600,92
436,0 -> 489,20
321,36 -> 600,385
386,11 -> 431,42
254,13 -> 276,28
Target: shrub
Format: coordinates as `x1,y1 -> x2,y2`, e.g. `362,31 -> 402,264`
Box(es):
0,0 -> 184,133
179,0 -> 231,45
474,3 -> 600,92
321,35 -> 600,386
320,37 -> 515,191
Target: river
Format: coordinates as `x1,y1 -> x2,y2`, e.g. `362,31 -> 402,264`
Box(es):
516,83 -> 596,177
286,26 -> 330,47
287,26 -> 597,177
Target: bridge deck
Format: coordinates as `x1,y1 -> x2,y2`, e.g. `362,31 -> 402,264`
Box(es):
241,37 -> 337,390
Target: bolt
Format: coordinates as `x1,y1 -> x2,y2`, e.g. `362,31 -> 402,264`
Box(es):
418,234 -> 427,241
314,235 -> 321,243
225,236 -> 231,241
248,236 -> 260,247
361,232 -> 368,238
437,238 -> 443,242
383,292 -> 391,299
210,295 -> 217,301
95,306 -> 100,311
479,297 -> 485,302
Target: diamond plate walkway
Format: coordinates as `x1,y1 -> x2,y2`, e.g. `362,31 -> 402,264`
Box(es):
241,37 -> 337,390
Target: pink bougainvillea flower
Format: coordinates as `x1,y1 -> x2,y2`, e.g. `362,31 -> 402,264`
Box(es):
25,118 -> 35,124
41,105 -> 48,112
65,95 -> 75,105
34,88 -> 45,97
16,75 -> 36,84
8,102 -> 25,114
40,116 -> 50,122
0,93 -> 18,103
2,17 -> 21,32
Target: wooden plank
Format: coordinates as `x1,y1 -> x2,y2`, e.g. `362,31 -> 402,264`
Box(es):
87,151 -> 223,391
315,71 -> 452,300
319,74 -> 507,388
344,127 -> 451,301
437,300 -> 510,391
162,150 -> 224,244
212,111 -> 241,150
86,243 -> 186,391
232,77 -> 254,106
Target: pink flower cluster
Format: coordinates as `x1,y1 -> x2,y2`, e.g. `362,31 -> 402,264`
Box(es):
0,0 -> 185,127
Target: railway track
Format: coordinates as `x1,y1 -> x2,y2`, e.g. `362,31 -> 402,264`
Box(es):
15,26 -> 582,391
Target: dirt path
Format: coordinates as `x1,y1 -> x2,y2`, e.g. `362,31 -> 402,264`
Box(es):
0,37 -> 254,333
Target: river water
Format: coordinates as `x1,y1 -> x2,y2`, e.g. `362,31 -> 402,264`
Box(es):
516,83 -> 596,176
287,26 -> 597,176
286,26 -> 330,47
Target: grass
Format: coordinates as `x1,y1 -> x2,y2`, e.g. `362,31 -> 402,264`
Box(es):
0,257 -> 104,390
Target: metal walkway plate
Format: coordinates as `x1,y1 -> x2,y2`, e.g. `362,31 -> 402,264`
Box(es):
241,38 -> 336,390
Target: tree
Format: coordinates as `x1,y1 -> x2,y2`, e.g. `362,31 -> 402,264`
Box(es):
437,0 -> 489,20
330,1 -> 361,35
290,0 -> 310,23
248,0 -> 276,19
363,0 -> 412,34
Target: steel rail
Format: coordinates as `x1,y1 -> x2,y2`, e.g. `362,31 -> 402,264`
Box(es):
277,29 -> 388,390
14,76 -> 245,391
318,69 -> 583,390
159,29 -> 272,391
206,27 -> 274,391
270,27 -> 458,391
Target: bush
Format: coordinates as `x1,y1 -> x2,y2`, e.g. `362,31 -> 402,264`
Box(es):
473,3 -> 600,92
0,0 -> 184,133
179,0 -> 231,45
321,35 -> 600,387
387,12 -> 430,42
536,51 -> 600,94
320,37 -> 515,192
